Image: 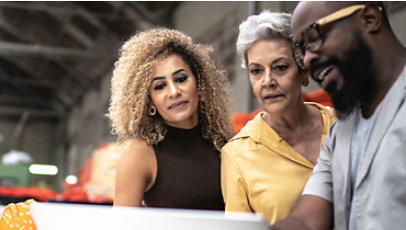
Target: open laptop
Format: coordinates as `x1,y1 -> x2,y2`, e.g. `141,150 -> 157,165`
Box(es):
31,202 -> 268,230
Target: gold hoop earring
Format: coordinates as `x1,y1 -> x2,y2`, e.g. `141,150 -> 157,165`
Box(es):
149,105 -> 156,116
302,78 -> 309,86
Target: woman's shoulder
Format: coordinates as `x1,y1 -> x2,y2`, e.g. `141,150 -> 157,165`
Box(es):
305,102 -> 337,122
222,115 -> 264,157
121,137 -> 155,160
117,137 -> 157,183
115,138 -> 157,205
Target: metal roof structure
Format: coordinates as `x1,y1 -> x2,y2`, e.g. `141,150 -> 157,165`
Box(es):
0,1 -> 180,120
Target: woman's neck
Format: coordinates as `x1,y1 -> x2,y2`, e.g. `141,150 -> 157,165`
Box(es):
263,102 -> 307,131
262,101 -> 322,143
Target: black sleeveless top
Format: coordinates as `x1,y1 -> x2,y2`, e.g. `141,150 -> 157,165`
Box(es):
143,124 -> 224,210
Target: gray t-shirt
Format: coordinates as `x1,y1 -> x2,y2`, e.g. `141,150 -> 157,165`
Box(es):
349,109 -> 378,230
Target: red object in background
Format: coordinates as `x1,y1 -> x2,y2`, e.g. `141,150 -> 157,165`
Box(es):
55,186 -> 88,202
231,110 -> 261,133
55,158 -> 93,203
302,89 -> 333,107
58,157 -> 112,203
231,89 -> 333,133
0,186 -> 58,202
0,146 -> 115,205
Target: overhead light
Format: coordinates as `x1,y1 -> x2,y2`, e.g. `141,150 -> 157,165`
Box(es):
65,175 -> 78,185
29,164 -> 58,176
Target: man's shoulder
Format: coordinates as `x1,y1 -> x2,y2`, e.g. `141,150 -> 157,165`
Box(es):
328,110 -> 359,134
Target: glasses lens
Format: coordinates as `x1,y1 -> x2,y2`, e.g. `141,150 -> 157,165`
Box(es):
306,39 -> 323,52
303,26 -> 322,52
293,46 -> 305,70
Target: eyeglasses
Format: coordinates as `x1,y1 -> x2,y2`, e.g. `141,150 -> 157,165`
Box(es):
293,4 -> 382,70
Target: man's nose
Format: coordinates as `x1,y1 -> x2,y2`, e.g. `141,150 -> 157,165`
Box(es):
303,50 -> 320,70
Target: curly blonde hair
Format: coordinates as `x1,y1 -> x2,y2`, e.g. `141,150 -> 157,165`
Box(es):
108,28 -> 234,150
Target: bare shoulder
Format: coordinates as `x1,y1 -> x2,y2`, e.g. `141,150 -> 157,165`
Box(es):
123,137 -> 154,155
118,138 -> 157,176
117,138 -> 157,190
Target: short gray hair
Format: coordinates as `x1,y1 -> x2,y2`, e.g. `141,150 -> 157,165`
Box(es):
236,10 -> 293,69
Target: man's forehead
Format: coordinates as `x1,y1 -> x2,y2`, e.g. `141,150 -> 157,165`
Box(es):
291,1 -> 330,37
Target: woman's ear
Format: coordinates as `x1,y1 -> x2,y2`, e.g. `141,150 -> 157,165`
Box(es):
299,68 -> 310,86
302,78 -> 309,87
300,67 -> 309,75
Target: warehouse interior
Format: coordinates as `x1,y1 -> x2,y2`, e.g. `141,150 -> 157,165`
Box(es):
0,1 -> 406,205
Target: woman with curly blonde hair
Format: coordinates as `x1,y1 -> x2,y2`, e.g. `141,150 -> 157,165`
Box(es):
108,28 -> 234,210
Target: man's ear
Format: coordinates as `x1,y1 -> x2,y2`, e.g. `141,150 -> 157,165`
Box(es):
361,4 -> 382,34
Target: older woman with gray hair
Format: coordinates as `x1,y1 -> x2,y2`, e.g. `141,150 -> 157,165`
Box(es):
221,11 -> 336,225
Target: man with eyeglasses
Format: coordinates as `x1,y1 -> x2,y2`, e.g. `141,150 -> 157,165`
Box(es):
272,2 -> 406,230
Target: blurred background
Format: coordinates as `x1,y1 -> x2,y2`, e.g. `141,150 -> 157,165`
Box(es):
0,1 -> 405,205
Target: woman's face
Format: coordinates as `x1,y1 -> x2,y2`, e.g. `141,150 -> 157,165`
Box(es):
247,38 -> 306,115
149,54 -> 199,129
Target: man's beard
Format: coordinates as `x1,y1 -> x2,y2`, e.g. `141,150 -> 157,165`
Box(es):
323,32 -> 373,119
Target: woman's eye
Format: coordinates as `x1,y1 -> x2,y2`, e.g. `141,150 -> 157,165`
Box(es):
250,68 -> 262,75
153,83 -> 166,90
272,65 -> 290,75
175,75 -> 188,83
274,65 -> 288,71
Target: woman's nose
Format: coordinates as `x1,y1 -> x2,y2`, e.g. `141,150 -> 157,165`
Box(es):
168,82 -> 181,97
262,70 -> 276,88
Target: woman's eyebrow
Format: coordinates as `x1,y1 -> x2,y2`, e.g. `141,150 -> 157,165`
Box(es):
152,69 -> 187,82
272,57 -> 291,64
151,76 -> 166,82
248,63 -> 261,67
172,68 -> 186,76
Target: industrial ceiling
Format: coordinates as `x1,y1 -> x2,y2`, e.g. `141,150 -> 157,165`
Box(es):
0,1 -> 180,120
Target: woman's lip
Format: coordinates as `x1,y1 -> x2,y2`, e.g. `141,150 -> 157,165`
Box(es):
263,94 -> 283,100
168,101 -> 188,109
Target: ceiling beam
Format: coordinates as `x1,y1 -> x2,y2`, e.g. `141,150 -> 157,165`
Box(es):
0,105 -> 62,118
0,2 -> 76,15
52,59 -> 89,88
50,14 -> 94,49
61,23 -> 94,48
129,2 -> 161,25
76,8 -> 104,29
0,2 -> 112,49
0,21 -> 91,92
0,69 -> 67,115
0,94 -> 47,105
1,55 -> 73,104
0,3 -> 112,111
106,2 -> 153,30
0,2 -> 114,31
0,94 -> 66,115
0,41 -> 100,59
0,72 -> 51,109
8,77 -> 57,89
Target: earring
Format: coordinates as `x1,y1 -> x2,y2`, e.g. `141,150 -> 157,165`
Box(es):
302,78 -> 309,86
149,105 -> 156,116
